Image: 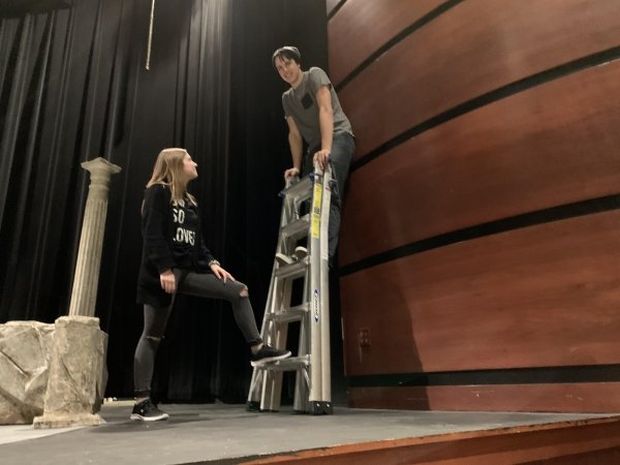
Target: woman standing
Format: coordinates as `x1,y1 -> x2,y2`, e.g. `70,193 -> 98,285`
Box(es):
132,147 -> 290,421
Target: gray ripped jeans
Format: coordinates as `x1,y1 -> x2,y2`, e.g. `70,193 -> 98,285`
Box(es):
133,270 -> 262,396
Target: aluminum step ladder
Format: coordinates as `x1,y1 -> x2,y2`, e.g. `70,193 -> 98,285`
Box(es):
247,164 -> 333,415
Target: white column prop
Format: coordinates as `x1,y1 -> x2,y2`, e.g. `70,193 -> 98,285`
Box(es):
69,157 -> 122,317
33,157 -> 121,429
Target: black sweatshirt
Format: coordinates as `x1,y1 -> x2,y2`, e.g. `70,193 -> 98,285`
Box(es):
136,184 -> 215,307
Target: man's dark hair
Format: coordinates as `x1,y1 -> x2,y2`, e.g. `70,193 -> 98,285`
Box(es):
272,46 -> 301,67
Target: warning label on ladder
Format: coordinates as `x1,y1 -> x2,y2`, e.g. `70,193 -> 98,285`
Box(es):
311,182 -> 322,238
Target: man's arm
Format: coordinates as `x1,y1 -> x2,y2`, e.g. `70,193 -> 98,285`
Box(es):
285,116 -> 303,178
314,85 -> 333,170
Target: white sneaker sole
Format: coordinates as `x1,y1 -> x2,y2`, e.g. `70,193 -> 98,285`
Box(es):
129,413 -> 169,422
293,247 -> 308,260
251,351 -> 292,367
275,254 -> 295,266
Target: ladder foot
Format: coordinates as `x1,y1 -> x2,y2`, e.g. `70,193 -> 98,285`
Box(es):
309,401 -> 333,415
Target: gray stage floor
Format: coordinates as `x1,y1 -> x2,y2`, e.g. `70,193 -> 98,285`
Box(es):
0,401 -> 612,465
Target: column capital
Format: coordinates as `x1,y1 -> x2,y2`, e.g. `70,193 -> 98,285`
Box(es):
80,157 -> 122,176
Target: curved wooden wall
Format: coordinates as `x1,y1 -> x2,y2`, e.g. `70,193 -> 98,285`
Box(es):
326,0 -> 341,17
329,0 -> 620,412
328,0 -> 445,84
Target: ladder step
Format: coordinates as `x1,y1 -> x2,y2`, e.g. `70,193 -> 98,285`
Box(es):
281,214 -> 309,240
254,355 -> 309,371
280,176 -> 312,201
274,256 -> 309,279
266,304 -> 309,323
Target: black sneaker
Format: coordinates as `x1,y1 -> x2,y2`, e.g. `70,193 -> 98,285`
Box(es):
251,344 -> 292,366
129,398 -> 169,422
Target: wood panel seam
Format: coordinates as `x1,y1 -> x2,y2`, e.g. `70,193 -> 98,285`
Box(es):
350,46 -> 620,173
333,0 -> 463,90
327,0 -> 348,21
347,365 -> 620,387
339,194 -> 620,276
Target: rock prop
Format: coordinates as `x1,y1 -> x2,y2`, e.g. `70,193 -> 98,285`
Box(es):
0,321 -> 55,424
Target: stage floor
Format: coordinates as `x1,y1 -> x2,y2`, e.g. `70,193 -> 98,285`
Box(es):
0,402 -> 613,465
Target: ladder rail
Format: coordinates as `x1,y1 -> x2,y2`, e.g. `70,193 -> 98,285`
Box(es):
247,179 -> 293,408
308,168 -> 324,404
319,167 -> 332,404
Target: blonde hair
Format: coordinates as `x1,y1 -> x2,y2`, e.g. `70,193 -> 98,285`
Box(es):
146,147 -> 196,205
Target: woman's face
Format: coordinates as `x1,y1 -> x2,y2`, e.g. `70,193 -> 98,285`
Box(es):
181,152 -> 198,181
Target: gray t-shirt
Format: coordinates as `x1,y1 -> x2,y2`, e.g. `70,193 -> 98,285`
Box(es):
282,67 -> 354,149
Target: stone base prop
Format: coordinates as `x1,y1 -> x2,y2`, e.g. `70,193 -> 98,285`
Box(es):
0,321 -> 55,424
33,412 -> 104,428
33,316 -> 108,429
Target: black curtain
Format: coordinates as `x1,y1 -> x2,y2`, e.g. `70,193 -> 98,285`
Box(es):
0,0 -> 329,403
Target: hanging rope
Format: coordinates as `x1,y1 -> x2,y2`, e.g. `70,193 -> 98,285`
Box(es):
145,0 -> 156,70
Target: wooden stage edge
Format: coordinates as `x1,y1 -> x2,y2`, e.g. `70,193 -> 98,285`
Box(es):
243,416 -> 620,465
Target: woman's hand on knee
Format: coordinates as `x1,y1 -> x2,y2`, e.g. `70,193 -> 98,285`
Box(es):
160,269 -> 176,294
211,264 -> 234,283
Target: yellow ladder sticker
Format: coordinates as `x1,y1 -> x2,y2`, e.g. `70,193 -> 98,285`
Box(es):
310,181 -> 323,238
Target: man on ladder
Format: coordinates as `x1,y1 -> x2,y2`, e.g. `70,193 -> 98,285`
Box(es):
246,46 -> 355,415
272,45 -> 355,265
